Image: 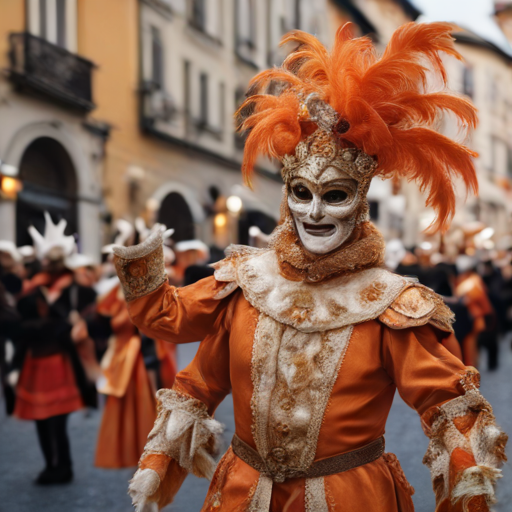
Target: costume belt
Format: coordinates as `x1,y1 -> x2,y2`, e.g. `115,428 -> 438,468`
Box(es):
231,434 -> 385,482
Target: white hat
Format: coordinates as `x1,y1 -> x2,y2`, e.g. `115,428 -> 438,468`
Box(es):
456,255 -> 477,274
65,253 -> 97,270
102,219 -> 136,254
0,240 -> 22,262
174,240 -> 209,264
385,239 -> 406,271
27,211 -> 76,259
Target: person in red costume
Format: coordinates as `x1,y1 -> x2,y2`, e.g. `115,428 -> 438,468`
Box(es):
9,213 -> 88,484
113,23 -> 507,512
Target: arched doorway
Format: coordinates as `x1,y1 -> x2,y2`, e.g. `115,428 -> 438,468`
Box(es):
16,137 -> 78,246
157,191 -> 195,242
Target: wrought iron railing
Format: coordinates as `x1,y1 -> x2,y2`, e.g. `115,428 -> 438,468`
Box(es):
8,32 -> 95,111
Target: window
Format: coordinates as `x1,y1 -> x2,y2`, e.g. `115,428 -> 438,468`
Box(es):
199,72 -> 209,125
29,0 -> 77,51
282,0 -> 302,31
39,0 -> 47,39
219,82 -> 225,129
463,66 -> 474,99
151,27 -> 164,89
189,0 -> 221,42
236,0 -> 256,49
294,0 -> 302,30
234,86 -> 247,148
184,60 -> 191,116
56,0 -> 66,48
191,0 -> 206,31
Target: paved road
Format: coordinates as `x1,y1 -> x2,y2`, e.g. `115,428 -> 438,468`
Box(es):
1,338 -> 510,512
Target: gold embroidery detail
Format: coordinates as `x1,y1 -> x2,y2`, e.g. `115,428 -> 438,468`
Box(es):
379,284 -> 455,333
114,245 -> 166,302
128,259 -> 148,278
360,281 -> 387,303
250,313 -> 353,482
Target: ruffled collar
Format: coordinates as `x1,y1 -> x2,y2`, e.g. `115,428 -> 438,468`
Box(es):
268,219 -> 385,283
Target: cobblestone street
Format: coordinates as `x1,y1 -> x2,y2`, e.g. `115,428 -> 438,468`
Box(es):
1,339 -> 511,512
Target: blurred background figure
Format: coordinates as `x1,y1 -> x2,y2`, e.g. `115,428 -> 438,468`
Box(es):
8,214 -> 90,485
455,255 -> 496,368
80,220 -> 177,469
171,239 -> 212,286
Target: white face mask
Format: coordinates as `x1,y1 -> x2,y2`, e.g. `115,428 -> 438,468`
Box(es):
287,167 -> 360,254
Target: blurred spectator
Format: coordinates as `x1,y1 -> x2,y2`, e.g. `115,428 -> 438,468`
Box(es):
455,255 -> 496,369
395,248 -> 427,283
170,239 -> 211,286
0,241 -> 23,296
9,214 -> 89,485
82,220 -> 176,469
0,281 -> 20,415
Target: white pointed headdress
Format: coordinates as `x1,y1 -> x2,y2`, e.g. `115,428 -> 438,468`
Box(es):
28,212 -> 76,260
103,217 -> 175,263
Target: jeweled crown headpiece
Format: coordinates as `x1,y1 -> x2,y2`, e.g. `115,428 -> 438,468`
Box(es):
236,22 -> 479,233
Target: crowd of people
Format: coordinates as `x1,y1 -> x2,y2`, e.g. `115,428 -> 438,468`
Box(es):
0,213 -> 212,485
386,233 -> 512,371
1,211 -> 511,489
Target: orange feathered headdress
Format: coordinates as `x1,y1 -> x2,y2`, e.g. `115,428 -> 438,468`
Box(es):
237,22 -> 478,233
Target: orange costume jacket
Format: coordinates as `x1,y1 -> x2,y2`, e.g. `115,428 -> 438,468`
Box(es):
116,245 -> 507,512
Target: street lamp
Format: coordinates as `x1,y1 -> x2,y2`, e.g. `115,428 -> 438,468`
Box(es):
226,195 -> 243,214
0,162 -> 22,199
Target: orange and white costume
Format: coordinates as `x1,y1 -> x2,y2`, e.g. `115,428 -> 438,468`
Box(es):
113,22 -> 507,512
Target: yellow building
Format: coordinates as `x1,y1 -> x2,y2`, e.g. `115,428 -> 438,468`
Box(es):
77,0 -> 330,249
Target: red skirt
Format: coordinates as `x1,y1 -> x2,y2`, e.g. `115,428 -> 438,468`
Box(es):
14,353 -> 83,420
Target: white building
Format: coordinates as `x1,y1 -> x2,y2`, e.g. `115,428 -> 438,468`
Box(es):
328,0 -> 512,248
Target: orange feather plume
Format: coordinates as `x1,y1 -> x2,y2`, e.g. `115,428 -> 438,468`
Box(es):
236,22 -> 479,233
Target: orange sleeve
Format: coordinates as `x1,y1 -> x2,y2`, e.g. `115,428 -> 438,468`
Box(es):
383,325 -> 506,512
126,275 -> 234,344
172,292 -> 234,415
382,324 -> 467,416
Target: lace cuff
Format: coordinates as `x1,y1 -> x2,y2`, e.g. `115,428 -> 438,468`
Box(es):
142,389 -> 224,479
422,370 -> 508,510
113,230 -> 167,302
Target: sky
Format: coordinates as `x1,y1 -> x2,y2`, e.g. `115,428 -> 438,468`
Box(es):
410,0 -> 512,55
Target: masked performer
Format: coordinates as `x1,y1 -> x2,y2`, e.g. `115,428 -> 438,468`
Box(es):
10,213 -> 88,484
113,23 -> 507,512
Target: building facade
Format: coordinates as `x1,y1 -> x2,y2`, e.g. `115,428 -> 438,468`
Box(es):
328,0 -> 512,249
78,0 -> 331,252
0,0 -> 332,258
0,0 -> 108,258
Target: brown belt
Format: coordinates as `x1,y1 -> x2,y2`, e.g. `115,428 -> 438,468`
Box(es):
231,434 -> 385,482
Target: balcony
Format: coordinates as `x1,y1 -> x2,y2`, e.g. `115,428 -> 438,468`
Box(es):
8,32 -> 95,112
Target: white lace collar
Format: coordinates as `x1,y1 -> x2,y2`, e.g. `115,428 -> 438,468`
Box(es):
214,247 -> 409,333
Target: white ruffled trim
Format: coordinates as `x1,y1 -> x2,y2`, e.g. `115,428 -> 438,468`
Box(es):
451,466 -> 502,510
128,468 -> 160,512
144,389 -> 224,479
423,389 -> 507,507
